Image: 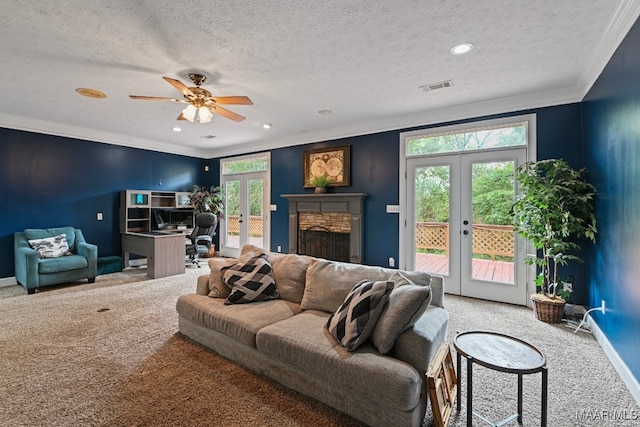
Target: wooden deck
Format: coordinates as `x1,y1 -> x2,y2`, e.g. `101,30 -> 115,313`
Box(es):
415,253 -> 514,284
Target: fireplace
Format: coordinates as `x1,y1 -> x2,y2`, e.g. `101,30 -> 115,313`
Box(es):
299,225 -> 351,262
282,193 -> 367,263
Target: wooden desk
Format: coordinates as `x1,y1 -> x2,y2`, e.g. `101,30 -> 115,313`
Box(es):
122,232 -> 186,279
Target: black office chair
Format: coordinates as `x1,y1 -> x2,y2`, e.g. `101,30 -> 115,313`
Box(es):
186,213 -> 218,267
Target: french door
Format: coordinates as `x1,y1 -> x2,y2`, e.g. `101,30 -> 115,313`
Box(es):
405,148 -> 528,305
220,171 -> 269,258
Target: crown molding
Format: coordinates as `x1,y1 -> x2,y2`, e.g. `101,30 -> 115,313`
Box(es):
577,0 -> 640,99
0,113 -> 207,158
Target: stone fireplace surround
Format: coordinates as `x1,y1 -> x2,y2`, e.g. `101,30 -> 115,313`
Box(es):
281,193 -> 367,263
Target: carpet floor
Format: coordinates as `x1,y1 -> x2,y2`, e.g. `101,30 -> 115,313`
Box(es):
1,265 -> 638,426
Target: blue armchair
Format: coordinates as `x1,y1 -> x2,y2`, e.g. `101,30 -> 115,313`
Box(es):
14,226 -> 97,294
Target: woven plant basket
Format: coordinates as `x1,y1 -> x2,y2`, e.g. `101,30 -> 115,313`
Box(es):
531,295 -> 566,324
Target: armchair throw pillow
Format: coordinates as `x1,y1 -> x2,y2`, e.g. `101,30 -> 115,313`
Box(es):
222,253 -> 279,304
326,279 -> 393,351
28,234 -> 73,259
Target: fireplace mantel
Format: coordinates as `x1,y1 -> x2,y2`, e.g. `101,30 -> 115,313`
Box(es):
282,193 -> 367,263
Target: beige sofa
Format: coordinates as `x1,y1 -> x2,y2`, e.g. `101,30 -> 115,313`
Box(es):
176,245 -> 448,426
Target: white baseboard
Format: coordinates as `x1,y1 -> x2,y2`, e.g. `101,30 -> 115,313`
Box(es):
0,276 -> 17,287
588,314 -> 640,406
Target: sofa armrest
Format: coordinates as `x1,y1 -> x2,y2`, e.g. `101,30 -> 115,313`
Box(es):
196,274 -> 211,295
429,275 -> 445,308
390,306 -> 449,375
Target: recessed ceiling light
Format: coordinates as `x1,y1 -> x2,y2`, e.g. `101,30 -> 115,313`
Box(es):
263,123 -> 272,129
75,88 -> 107,98
450,42 -> 474,55
172,127 -> 182,132
318,109 -> 332,116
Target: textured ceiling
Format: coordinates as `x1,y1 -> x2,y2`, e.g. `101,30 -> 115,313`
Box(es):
0,1 -> 638,158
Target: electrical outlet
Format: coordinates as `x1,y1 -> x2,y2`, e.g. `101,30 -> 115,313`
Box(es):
96,212 -> 103,221
601,299 -> 606,315
277,245 -> 282,253
563,282 -> 573,293
388,257 -> 395,267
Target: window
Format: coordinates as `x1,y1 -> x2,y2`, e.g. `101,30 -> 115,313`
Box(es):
406,121 -> 528,156
222,155 -> 269,175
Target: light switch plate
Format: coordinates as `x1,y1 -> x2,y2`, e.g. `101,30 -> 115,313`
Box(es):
386,205 -> 400,213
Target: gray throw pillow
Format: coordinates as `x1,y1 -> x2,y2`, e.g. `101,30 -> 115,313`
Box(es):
371,271 -> 432,354
326,279 -> 393,351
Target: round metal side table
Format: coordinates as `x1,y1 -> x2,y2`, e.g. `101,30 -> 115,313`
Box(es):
453,331 -> 548,427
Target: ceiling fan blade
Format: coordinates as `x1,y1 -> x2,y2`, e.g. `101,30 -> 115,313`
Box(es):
163,77 -> 196,99
129,95 -> 184,102
211,96 -> 253,105
210,105 -> 246,122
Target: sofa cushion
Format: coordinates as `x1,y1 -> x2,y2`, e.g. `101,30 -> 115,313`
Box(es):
24,227 -> 76,251
222,254 -> 279,304
371,271 -> 432,354
28,234 -> 72,258
264,253 -> 309,303
256,310 -> 423,412
176,293 -> 302,347
38,255 -> 88,274
302,258 -> 434,314
207,258 -> 235,298
326,279 -> 393,351
240,244 -> 309,303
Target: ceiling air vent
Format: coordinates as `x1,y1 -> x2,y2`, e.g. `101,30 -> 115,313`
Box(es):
420,80 -> 453,92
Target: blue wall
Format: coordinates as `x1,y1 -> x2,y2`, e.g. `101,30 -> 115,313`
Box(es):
582,18 -> 640,383
0,128 -> 209,278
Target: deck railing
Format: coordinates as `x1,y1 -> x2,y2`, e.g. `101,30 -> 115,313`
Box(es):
226,215 -> 264,236
416,222 -> 514,260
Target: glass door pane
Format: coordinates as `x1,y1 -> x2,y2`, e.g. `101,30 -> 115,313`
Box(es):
224,180 -> 241,250
414,165 -> 451,277
469,161 -> 515,284
248,178 -> 264,248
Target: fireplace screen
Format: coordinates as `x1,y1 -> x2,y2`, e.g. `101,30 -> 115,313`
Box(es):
299,225 -> 350,262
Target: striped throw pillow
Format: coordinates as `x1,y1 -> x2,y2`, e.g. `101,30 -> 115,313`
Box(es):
326,279 -> 393,351
222,254 -> 279,304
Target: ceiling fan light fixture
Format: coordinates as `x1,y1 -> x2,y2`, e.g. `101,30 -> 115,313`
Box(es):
182,104 -> 197,122
198,107 -> 213,123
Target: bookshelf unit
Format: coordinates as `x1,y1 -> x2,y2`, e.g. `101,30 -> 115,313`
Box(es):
120,190 -> 194,234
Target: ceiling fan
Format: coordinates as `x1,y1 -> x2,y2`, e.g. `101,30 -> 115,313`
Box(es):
129,73 -> 253,123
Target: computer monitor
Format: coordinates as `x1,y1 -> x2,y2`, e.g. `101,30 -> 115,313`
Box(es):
153,210 -> 168,230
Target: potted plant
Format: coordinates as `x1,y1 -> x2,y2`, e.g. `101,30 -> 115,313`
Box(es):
188,185 -> 224,215
310,175 -> 333,193
511,159 -> 597,323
